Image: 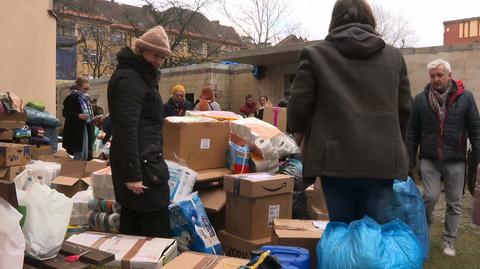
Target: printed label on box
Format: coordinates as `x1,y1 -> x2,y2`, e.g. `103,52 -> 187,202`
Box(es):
268,205 -> 280,227
200,139 -> 211,149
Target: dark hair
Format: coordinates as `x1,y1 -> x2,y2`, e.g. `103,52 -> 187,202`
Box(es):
329,0 -> 376,32
75,77 -> 89,87
258,95 -> 268,102
245,94 -> 254,100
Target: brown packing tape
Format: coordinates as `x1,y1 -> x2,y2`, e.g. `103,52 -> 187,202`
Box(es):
120,237 -> 152,269
90,233 -> 116,249
192,256 -> 223,269
274,225 -> 317,232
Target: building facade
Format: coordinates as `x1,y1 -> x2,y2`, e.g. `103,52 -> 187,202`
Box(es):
444,17 -> 480,46
54,0 -> 245,80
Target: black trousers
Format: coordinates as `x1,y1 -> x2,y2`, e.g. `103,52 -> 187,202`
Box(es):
120,206 -> 170,238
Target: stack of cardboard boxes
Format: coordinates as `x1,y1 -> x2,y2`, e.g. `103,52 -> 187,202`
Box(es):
219,173 -> 294,259
0,141 -> 31,208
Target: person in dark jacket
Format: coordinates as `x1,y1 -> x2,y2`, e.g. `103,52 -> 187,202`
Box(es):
287,0 -> 411,225
62,77 -> 95,160
107,26 -> 171,237
163,84 -> 193,117
406,59 -> 480,257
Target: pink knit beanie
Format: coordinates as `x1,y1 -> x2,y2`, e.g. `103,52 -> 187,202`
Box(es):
135,26 -> 171,57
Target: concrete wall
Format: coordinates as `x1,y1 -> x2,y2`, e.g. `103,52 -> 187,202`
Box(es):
403,44 -> 480,101
56,43 -> 480,127
0,0 -> 57,114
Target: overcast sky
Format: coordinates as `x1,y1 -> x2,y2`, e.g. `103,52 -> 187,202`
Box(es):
115,0 -> 480,47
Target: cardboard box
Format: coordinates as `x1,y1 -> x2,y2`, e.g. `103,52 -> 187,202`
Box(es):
164,251 -> 248,269
0,181 -> 18,208
163,120 -> 229,170
272,219 -> 328,267
199,187 -> 227,232
196,168 -> 231,183
67,232 -> 177,269
263,107 -> 287,133
0,142 -> 31,166
224,173 -> 293,239
0,121 -> 26,129
0,165 -> 25,183
0,129 -> 13,141
219,230 -> 271,259
0,112 -> 27,122
31,145 -> 53,160
51,160 -> 107,197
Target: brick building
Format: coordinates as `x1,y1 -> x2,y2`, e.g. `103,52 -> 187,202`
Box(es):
444,17 -> 480,45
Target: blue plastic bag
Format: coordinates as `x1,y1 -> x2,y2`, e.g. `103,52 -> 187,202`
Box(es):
169,192 -> 222,255
317,216 -> 423,269
392,177 -> 429,261
25,107 -> 60,128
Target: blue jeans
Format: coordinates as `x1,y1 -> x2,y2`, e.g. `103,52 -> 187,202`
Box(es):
73,126 -> 89,160
321,176 -> 394,224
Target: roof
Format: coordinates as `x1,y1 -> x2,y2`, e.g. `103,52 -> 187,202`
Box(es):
221,40 -> 319,65
53,0 -> 244,46
443,17 -> 480,25
276,34 -> 306,46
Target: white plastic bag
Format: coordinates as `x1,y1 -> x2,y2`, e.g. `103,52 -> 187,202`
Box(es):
18,177 -> 73,260
0,198 -> 25,269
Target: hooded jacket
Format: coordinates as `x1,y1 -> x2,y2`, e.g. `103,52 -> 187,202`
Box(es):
288,23 -> 411,179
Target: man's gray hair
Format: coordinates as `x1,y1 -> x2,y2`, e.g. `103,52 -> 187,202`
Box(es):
427,59 -> 451,73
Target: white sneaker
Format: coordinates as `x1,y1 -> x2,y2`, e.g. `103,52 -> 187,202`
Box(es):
442,241 -> 456,257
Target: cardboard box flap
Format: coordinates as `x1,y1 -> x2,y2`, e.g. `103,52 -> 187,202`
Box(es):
273,219 -> 326,239
224,173 -> 294,198
81,176 -> 92,186
196,168 -> 231,182
198,187 -> 226,213
163,252 -> 248,269
52,176 -> 82,186
0,167 -> 9,177
84,161 -> 108,176
60,160 -> 87,178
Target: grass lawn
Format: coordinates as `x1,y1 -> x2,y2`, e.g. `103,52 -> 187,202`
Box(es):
424,221 -> 480,269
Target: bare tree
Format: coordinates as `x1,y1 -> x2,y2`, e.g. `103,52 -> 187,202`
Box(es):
219,0 -> 297,47
371,3 -> 418,48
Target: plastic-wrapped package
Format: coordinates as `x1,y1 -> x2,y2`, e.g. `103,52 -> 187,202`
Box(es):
227,141 -> 251,174
91,167 -> 115,200
166,160 -> 197,203
185,111 -> 243,121
165,116 -> 217,123
26,160 -> 61,187
70,187 -> 93,226
169,192 -> 222,254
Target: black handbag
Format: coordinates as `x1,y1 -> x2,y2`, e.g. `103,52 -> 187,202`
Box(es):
141,148 -> 170,186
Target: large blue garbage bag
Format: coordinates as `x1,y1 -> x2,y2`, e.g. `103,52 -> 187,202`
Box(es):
392,177 -> 429,261
317,216 -> 423,269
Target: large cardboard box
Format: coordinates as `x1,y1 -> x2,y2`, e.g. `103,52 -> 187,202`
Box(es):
67,232 -> 177,269
0,143 -> 31,166
219,230 -> 271,259
31,145 -> 53,160
196,168 -> 231,183
224,173 -> 293,239
263,107 -> 287,133
0,165 -> 25,183
164,251 -> 248,269
163,120 -> 229,170
199,186 -> 227,232
0,112 -> 27,122
51,160 -> 107,197
0,129 -> 13,141
272,219 -> 328,267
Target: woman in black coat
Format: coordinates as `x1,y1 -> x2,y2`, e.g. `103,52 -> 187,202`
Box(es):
107,26 -> 172,237
62,77 -> 95,160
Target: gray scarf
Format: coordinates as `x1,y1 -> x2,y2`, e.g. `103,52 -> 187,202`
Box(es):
428,80 -> 453,122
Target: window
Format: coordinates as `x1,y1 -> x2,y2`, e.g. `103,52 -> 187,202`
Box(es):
464,22 -> 469,38
110,51 -> 118,66
460,23 -> 464,38
470,20 -> 478,37
57,21 -> 75,36
111,31 -> 126,44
